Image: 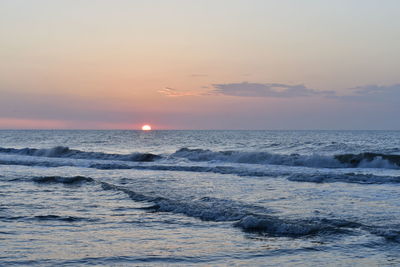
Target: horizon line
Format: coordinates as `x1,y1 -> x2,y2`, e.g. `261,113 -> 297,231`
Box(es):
0,129 -> 399,131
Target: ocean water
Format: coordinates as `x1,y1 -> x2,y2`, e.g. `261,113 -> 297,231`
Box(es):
1,130 -> 400,266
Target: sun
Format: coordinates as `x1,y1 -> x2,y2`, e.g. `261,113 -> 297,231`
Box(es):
141,124 -> 152,131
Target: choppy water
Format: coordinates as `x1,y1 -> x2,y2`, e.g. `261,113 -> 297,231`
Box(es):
1,130 -> 400,266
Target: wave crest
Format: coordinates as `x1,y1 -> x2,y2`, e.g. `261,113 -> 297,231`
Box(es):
288,173 -> 400,184
174,148 -> 400,169
32,176 -> 94,184
335,153 -> 400,168
1,146 -> 400,170
0,146 -> 161,162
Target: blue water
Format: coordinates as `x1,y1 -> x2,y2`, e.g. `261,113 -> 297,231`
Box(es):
1,130 -> 400,266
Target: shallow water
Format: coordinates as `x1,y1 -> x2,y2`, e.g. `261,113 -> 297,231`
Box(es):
1,130 -> 400,266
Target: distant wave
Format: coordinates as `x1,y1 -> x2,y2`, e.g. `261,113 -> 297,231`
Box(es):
0,156 -> 284,177
334,153 -> 400,168
288,172 -> 400,184
3,160 -> 399,185
172,148 -> 341,167
1,146 -> 400,170
4,158 -> 400,185
0,146 -> 160,162
173,148 -> 400,169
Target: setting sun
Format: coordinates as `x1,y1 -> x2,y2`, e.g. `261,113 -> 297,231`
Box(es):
141,124 -> 152,131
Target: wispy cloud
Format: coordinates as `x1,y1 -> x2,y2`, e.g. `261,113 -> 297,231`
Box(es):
159,82 -> 400,104
353,84 -> 400,97
211,82 -> 334,98
159,82 -> 333,98
335,84 -> 400,103
158,87 -> 211,97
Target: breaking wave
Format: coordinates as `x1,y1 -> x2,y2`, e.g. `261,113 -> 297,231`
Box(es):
334,153 -> 400,168
173,148 -> 400,169
1,146 -> 400,171
172,148 -> 342,168
93,181 -> 400,241
98,181 -> 356,237
38,176 -> 400,240
0,146 -> 160,162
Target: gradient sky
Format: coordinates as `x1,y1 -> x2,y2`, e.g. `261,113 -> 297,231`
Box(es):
1,0 -> 400,129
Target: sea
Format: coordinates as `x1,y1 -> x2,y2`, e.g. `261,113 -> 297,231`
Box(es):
1,130 -> 400,266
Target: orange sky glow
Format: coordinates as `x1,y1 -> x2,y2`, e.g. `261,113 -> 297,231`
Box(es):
1,1 -> 400,130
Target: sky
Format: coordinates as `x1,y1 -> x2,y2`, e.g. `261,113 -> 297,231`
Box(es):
1,0 -> 400,130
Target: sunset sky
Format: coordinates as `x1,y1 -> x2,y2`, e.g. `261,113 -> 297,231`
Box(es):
1,0 -> 400,129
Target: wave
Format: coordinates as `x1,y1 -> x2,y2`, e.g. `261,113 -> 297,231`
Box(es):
367,227 -> 400,242
98,181 -> 352,237
173,148 -> 400,169
288,173 -> 400,184
34,215 -> 93,222
32,176 -> 94,184
1,146 -> 400,173
1,146 -> 400,169
0,156 -> 290,177
11,174 -> 400,241
172,148 -> 342,168
0,146 -> 160,162
0,214 -> 95,222
334,153 -> 400,168
2,157 -> 400,185
99,180 -> 400,240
